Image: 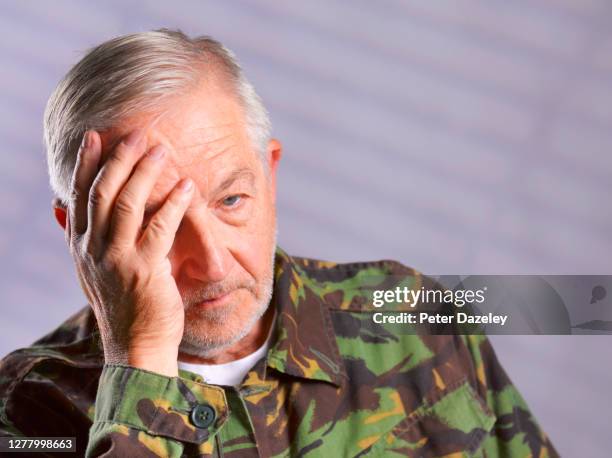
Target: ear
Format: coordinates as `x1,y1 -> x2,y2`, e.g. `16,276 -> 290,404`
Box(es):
265,138 -> 283,197
52,198 -> 67,230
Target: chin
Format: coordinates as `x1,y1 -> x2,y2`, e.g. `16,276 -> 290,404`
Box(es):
180,296 -> 270,357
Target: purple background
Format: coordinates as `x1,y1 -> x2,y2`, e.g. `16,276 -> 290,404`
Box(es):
1,1 -> 611,455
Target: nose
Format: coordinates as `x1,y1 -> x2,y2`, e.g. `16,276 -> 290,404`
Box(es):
178,209 -> 231,283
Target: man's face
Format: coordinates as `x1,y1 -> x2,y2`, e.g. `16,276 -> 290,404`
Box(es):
98,82 -> 281,357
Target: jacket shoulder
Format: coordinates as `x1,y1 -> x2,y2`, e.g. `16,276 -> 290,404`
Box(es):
291,254 -> 441,312
292,255 -> 417,277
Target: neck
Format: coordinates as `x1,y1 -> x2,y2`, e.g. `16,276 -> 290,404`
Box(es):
178,304 -> 275,365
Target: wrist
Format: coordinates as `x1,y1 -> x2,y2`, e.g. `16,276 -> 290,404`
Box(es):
126,354 -> 179,377
104,346 -> 179,377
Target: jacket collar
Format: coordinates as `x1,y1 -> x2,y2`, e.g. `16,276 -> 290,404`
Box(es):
265,248 -> 347,387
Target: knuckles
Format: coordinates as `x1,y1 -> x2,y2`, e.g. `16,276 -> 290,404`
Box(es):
114,192 -> 138,216
144,216 -> 168,238
68,182 -> 84,204
88,184 -> 109,208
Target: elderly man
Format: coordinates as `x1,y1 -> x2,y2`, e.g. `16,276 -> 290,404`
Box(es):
0,29 -> 557,457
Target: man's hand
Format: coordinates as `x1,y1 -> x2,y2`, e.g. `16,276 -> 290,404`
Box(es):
66,129 -> 194,377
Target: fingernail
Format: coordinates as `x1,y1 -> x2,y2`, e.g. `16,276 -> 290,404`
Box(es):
123,129 -> 144,146
147,145 -> 165,160
179,178 -> 193,192
80,131 -> 91,150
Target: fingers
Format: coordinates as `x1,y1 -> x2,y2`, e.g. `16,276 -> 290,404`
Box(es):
69,131 -> 101,236
138,178 -> 194,263
108,145 -> 167,246
87,129 -> 146,253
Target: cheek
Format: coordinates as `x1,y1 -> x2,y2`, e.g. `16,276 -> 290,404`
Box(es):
226,196 -> 276,276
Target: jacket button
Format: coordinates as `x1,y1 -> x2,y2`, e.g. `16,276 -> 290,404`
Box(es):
190,404 -> 216,428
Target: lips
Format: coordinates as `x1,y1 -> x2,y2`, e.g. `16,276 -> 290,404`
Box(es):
194,290 -> 233,307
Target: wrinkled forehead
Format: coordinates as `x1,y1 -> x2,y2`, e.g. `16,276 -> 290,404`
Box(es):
103,82 -> 252,157
99,83 -> 261,199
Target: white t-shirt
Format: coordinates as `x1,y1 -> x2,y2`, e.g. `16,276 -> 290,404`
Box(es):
178,311 -> 276,387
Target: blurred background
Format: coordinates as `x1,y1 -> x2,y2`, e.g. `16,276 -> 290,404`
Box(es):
1,1 -> 611,455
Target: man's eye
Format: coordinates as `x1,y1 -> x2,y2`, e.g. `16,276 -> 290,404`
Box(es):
222,195 -> 242,207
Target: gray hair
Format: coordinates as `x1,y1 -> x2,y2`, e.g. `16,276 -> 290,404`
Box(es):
44,28 -> 271,206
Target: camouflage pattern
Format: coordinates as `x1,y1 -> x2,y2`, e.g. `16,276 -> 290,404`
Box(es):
0,247 -> 558,457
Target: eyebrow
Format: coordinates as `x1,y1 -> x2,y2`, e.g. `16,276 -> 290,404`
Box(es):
215,167 -> 255,195
143,167 -> 256,216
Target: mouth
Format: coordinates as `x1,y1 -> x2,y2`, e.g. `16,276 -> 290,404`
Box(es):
193,290 -> 234,308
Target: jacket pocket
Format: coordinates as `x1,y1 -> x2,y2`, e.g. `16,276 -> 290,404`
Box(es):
367,379 -> 496,458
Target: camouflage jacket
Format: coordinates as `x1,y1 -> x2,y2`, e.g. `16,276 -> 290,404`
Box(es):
0,247 -> 558,457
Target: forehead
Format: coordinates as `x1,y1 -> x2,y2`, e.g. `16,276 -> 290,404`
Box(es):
101,82 -> 260,201
159,84 -> 246,150
111,82 -> 251,161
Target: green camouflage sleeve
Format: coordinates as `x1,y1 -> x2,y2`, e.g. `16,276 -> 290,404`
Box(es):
87,364 -> 228,457
462,335 -> 559,457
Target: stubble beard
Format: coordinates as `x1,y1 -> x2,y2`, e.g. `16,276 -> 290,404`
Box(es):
177,233 -> 277,358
